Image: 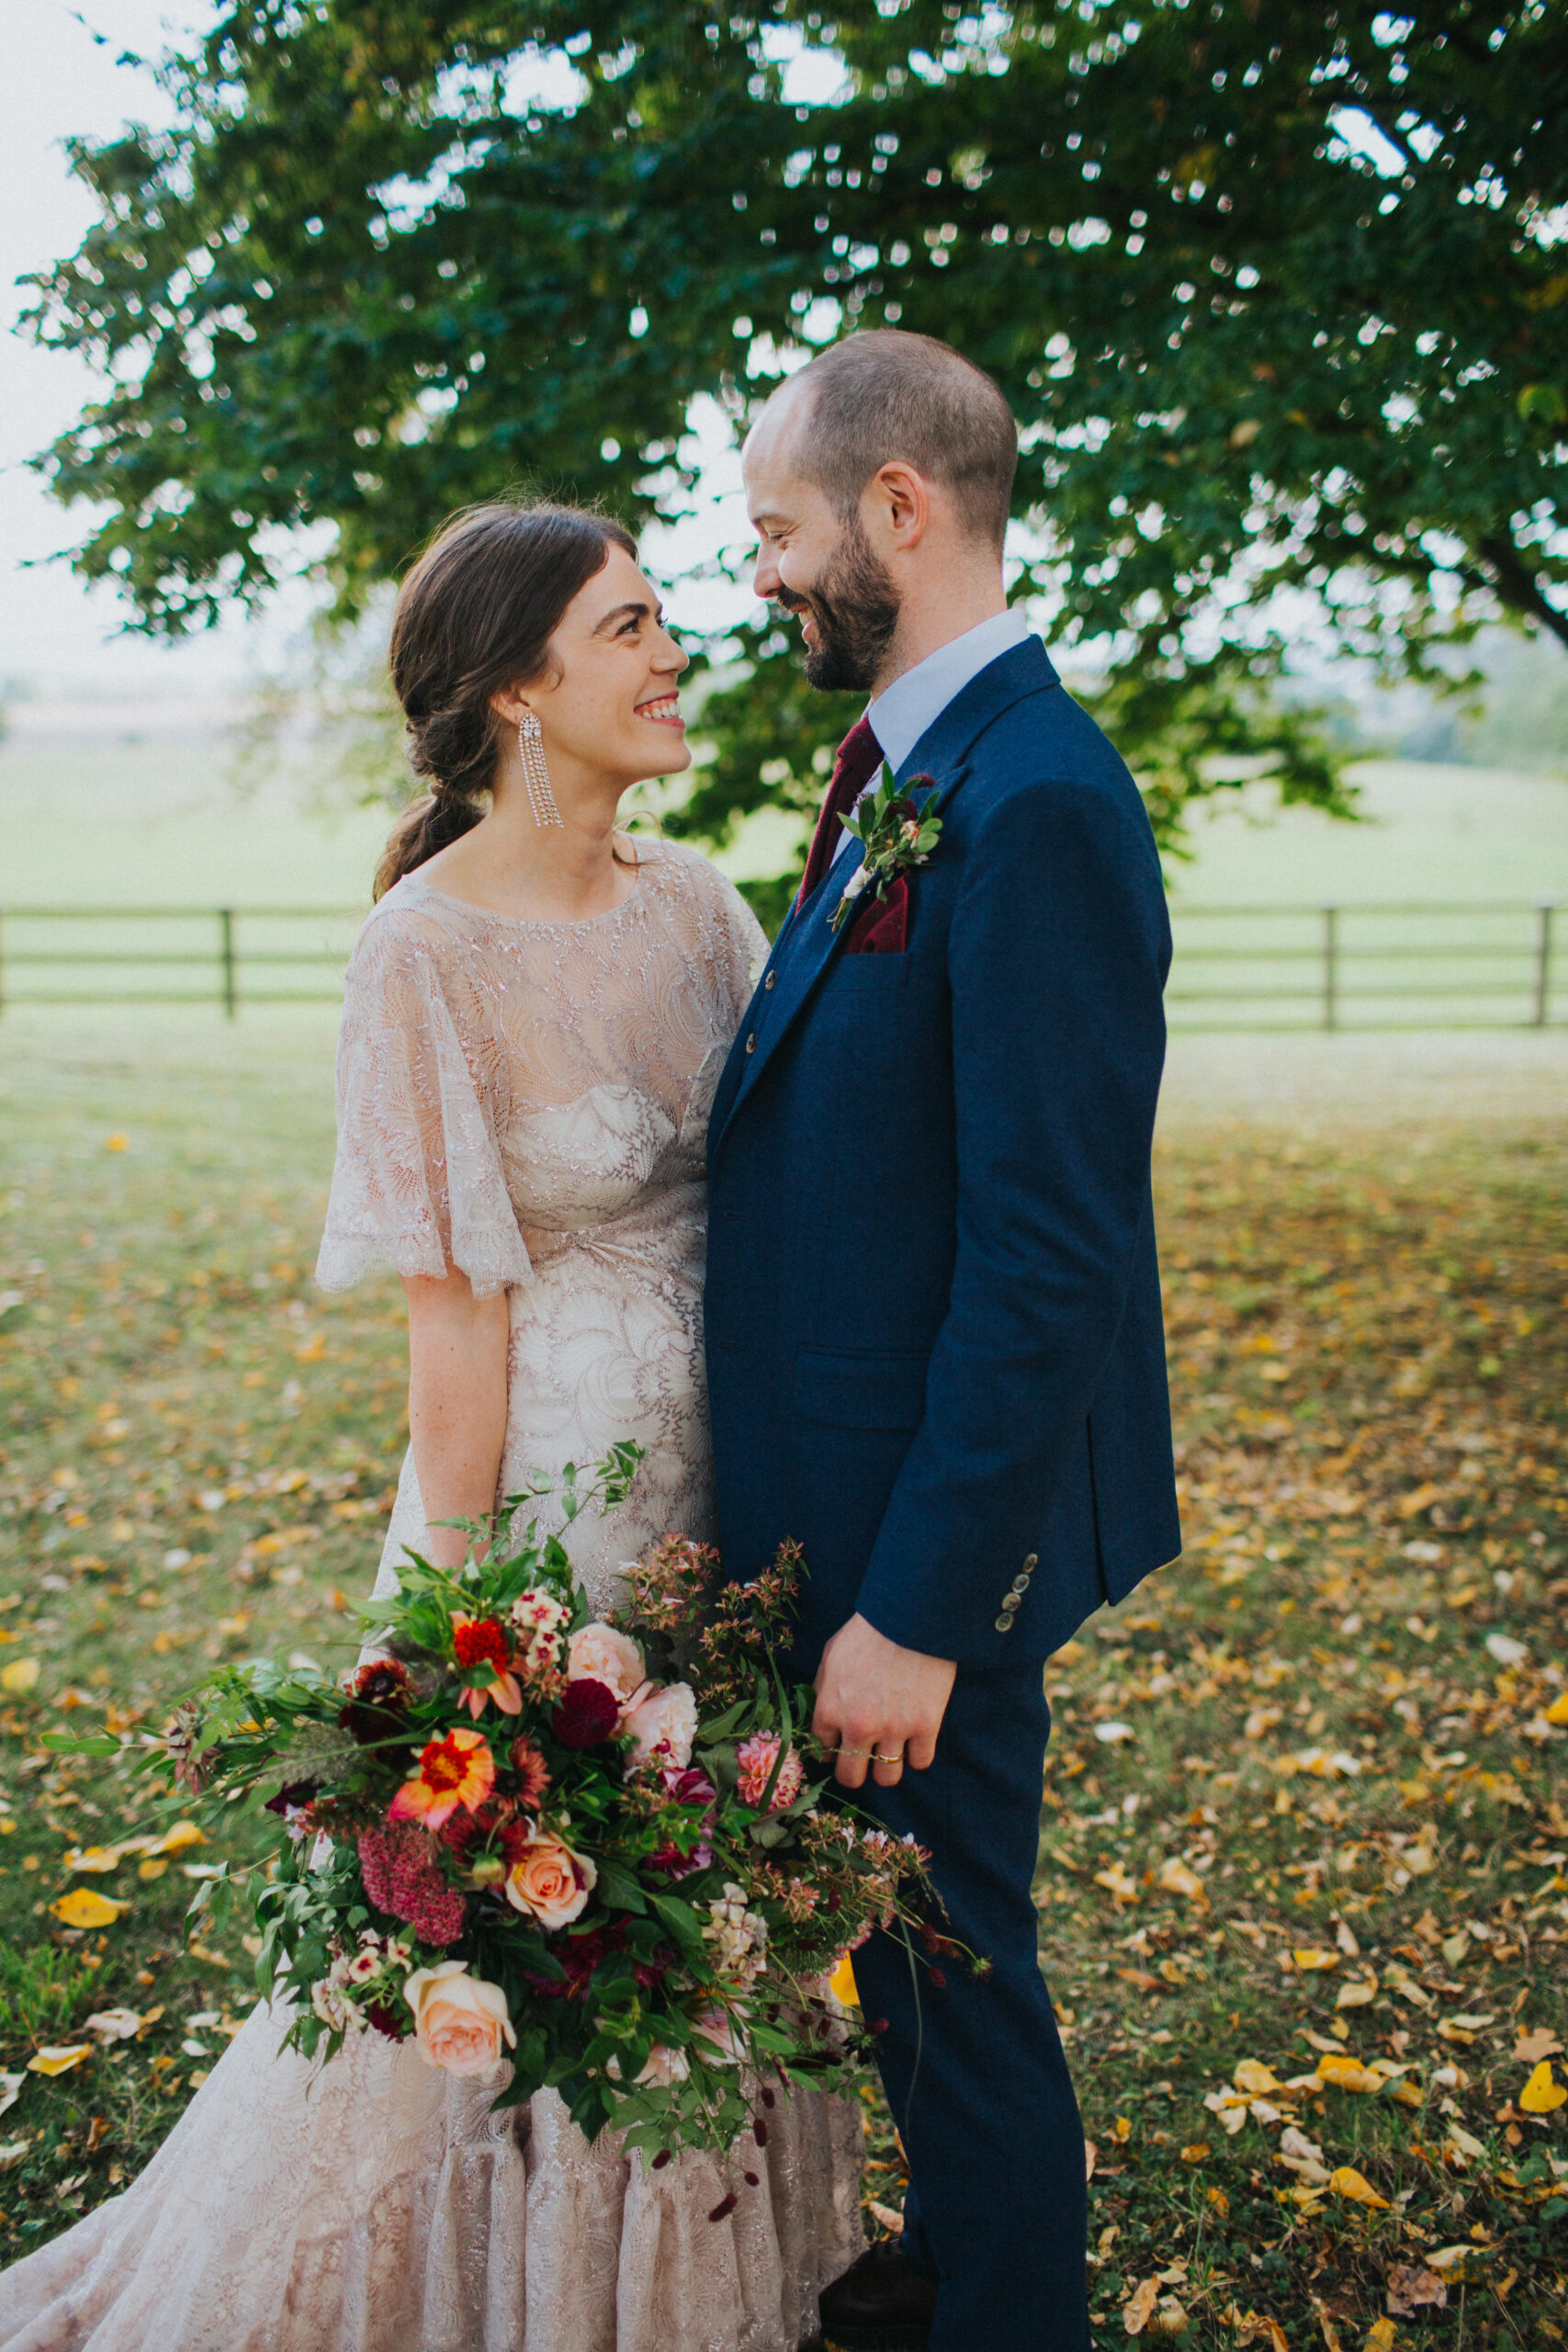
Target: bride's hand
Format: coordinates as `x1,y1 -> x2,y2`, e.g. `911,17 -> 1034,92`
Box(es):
811,1614 -> 957,1791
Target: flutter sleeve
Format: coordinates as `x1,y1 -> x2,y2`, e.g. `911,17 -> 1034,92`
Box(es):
315,906 -> 532,1297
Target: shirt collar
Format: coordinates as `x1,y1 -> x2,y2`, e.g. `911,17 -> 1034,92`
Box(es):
866,607 -> 1033,775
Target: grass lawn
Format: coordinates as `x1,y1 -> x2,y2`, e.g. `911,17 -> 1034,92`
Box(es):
0,1017 -> 1563,2348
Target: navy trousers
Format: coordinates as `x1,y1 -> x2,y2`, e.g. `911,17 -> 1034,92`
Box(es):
850,1660 -> 1090,2352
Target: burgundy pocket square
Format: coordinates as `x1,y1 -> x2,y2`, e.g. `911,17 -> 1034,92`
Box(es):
842,876 -> 908,956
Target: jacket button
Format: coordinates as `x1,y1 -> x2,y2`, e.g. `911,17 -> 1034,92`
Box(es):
764,971 -> 777,990
1011,1573 -> 1031,1595
1021,1553 -> 1038,1574
994,1612 -> 1014,1634
745,1034 -> 757,1054
1000,1591 -> 1022,1613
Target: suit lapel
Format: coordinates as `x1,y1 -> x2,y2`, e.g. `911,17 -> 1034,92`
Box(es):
710,637 -> 1058,1162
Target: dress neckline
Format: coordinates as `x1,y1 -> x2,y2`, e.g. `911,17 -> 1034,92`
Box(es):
407,842 -> 660,931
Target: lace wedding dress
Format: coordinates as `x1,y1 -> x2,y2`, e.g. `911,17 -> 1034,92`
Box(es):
1,842 -> 864,2352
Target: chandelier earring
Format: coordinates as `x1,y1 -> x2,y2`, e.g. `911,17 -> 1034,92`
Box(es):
517,709 -> 563,828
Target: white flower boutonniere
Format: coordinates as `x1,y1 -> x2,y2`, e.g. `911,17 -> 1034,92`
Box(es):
828,769 -> 944,934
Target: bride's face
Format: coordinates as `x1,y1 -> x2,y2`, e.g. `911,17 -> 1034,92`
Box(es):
525,546 -> 692,787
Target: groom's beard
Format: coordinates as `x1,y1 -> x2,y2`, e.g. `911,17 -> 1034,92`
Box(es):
778,515 -> 900,692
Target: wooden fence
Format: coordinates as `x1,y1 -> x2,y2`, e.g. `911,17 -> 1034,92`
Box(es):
0,902 -> 1561,1030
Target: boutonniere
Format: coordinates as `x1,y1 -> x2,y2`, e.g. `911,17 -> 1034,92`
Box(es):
828,769 -> 944,933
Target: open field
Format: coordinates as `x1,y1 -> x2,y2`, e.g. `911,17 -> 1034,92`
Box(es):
0,1020 -> 1564,2347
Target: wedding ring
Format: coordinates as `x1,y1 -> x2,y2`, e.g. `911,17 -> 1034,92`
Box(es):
874,1748 -> 904,1763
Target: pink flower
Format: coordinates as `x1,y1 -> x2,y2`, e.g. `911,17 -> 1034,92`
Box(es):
357,1820 -> 468,1945
623,1681 -> 698,1771
735,1733 -> 804,1814
636,2041 -> 690,2087
504,1831 -> 597,1930
648,1765 -> 716,1879
404,1961 -> 514,2076
568,1623 -> 645,1705
509,1587 -> 570,1685
693,2005 -> 747,2065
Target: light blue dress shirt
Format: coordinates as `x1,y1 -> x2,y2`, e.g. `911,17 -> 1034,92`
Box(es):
830,606 -> 1033,864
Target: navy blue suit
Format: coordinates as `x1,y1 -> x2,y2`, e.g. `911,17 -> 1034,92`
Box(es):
705,638 -> 1179,2349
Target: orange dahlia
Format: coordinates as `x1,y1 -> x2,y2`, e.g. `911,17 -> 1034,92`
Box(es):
389,1726 -> 496,1832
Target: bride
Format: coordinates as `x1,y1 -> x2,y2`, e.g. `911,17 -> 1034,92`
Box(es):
0,502 -> 864,2351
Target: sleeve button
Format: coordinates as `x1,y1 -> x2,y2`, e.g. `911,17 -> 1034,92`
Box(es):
1000,1591 -> 1022,1613
993,1613 -> 1014,1634
1021,1554 -> 1038,1573
1011,1573 -> 1031,1594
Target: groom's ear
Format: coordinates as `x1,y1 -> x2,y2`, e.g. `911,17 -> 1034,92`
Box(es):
863,461 -> 932,557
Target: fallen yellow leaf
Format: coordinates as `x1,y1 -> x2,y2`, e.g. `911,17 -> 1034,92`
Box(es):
26,2045 -> 92,2077
1156,1857 -> 1206,1902
49,1888 -> 129,1929
1336,1977 -> 1379,2010
866,2197 -> 905,2235
160,1820 -> 206,1855
1291,1947 -> 1338,1973
1122,2276 -> 1158,2334
137,1858 -> 169,1881
1545,1690 -> 1568,1727
1329,2165 -> 1390,2210
1205,2185 -> 1230,2218
1317,2052 -> 1385,2095
0,1658 -> 40,1694
64,1845 -> 122,1874
1234,2059 -> 1284,2096
1365,2322 -> 1397,2352
1520,2060 -> 1566,2116
1112,2114 -> 1133,2143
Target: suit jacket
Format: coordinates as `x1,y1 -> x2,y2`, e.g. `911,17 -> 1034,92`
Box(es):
704,637 -> 1180,1669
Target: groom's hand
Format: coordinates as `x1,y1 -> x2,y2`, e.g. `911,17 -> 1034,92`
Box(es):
813,1614 -> 957,1790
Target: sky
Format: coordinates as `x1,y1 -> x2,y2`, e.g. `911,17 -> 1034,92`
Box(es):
0,6 -> 854,707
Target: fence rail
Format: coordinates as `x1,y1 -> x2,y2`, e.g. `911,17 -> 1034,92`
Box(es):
0,901 -> 1562,1029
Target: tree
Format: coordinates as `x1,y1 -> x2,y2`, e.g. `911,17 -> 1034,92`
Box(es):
28,2 -> 1568,917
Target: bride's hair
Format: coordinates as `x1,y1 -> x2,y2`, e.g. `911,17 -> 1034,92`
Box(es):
374,499 -> 637,899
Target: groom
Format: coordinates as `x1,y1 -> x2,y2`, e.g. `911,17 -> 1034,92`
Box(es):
705,331 -> 1179,2351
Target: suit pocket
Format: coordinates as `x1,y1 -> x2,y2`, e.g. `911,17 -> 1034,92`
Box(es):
795,1348 -> 928,1430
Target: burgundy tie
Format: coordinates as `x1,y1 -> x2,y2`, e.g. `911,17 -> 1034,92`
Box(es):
796,718 -> 886,910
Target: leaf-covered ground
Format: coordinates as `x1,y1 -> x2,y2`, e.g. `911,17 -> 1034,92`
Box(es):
0,1019 -> 1562,2347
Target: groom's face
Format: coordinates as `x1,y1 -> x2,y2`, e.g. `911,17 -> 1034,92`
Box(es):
744,419 -> 900,694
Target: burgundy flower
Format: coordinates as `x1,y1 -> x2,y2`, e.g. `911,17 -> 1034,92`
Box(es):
264,1778 -> 321,1817
365,1999 -> 404,2041
357,1818 -> 468,1944
550,1676 -> 620,1748
338,1657 -> 413,1747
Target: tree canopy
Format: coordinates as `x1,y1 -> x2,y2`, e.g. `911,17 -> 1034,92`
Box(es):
29,1 -> 1568,908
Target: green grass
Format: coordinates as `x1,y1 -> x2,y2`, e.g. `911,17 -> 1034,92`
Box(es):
0,1020 -> 1563,2346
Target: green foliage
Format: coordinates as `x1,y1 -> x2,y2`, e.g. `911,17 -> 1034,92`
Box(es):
23,3 -> 1568,883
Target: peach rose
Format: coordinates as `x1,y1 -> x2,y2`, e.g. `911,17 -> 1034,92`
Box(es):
568,1623 -> 646,1706
623,1681 -> 698,1771
404,1960 -> 515,2077
503,1831 -> 597,1929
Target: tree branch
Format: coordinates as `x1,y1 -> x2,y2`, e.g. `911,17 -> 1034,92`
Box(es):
1479,535 -> 1568,651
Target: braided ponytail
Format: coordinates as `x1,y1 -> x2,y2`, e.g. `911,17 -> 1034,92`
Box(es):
374,500 -> 637,899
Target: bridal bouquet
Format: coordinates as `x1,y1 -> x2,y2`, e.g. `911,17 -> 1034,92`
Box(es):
127,1448 -> 942,2160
